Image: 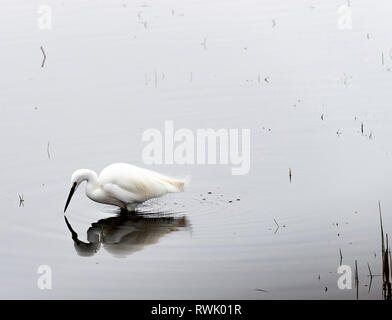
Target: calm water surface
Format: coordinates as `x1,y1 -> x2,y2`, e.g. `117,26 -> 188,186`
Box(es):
1,0 -> 392,299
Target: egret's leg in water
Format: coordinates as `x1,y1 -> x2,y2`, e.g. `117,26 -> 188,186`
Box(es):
124,202 -> 139,213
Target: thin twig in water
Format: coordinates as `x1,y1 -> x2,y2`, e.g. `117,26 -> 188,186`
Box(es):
255,288 -> 269,292
18,194 -> 24,207
273,218 -> 279,234
200,38 -> 207,50
339,248 -> 343,265
367,262 -> 373,278
368,273 -> 373,294
40,46 -> 46,68
47,141 -> 51,159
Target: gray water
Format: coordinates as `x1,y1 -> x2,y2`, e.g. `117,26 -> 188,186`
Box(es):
1,0 -> 392,299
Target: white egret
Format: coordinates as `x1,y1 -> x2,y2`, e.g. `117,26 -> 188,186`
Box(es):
64,163 -> 188,212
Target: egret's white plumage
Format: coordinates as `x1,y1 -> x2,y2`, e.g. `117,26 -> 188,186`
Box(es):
64,163 -> 187,212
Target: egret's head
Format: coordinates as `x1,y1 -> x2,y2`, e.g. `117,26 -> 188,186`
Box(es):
64,169 -> 89,213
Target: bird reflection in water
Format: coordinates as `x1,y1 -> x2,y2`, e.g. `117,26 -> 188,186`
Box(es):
64,212 -> 189,258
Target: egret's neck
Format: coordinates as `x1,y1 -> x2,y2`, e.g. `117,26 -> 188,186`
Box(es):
76,169 -> 102,202
74,169 -> 99,189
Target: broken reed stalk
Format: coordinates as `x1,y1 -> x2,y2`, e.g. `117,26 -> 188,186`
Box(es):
355,260 -> 359,300
367,262 -> 373,278
384,234 -> 391,299
379,201 -> 385,281
379,201 -> 391,299
385,234 -> 389,283
390,248 -> 392,281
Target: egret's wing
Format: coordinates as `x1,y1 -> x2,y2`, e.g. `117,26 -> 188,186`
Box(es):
100,164 -> 183,202
103,183 -> 143,203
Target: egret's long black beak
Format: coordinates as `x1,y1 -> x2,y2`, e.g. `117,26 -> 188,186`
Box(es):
64,182 -> 77,213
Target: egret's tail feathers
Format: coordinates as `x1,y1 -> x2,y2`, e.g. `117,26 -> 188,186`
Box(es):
162,175 -> 190,193
176,175 -> 191,192
170,179 -> 185,192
